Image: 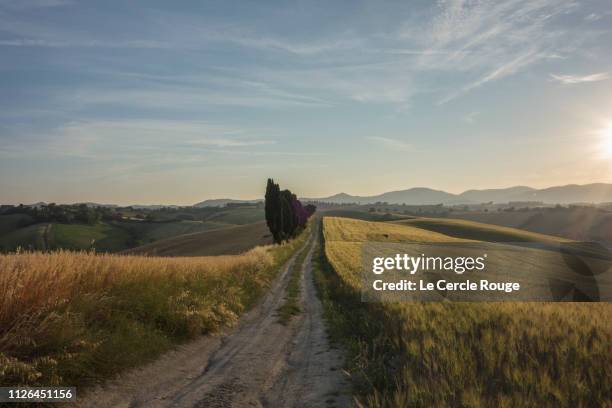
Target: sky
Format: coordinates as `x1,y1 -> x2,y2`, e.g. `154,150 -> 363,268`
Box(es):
1,0 -> 612,205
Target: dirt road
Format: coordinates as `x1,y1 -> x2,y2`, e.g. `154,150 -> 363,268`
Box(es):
78,229 -> 353,408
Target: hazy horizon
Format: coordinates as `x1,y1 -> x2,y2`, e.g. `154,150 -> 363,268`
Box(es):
3,181 -> 612,207
1,0 -> 612,205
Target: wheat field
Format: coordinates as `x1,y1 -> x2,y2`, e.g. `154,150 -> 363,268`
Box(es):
0,229 -> 307,387
317,217 -> 612,407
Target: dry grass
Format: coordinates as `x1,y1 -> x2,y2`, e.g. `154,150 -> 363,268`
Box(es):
390,217 -> 570,243
0,248 -> 272,332
316,217 -> 612,407
0,226 -> 309,387
323,216 -> 470,244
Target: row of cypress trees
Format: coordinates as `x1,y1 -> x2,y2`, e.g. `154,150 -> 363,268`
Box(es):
265,178 -> 316,243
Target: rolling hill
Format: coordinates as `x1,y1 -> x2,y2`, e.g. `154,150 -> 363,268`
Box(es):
390,217 -> 570,244
0,213 -> 33,235
446,206 -> 612,243
194,198 -> 262,207
0,219 -> 237,253
0,205 -> 267,253
0,223 -> 50,251
51,223 -> 132,252
318,216 -> 611,406
124,221 -> 273,256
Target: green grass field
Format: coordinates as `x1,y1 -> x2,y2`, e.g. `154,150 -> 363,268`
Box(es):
51,223 -> 132,252
0,220 -> 264,255
115,220 -> 231,244
316,216 -> 611,407
0,222 -> 49,251
0,222 -> 132,253
0,214 -> 34,235
0,206 -> 265,254
204,207 -> 265,225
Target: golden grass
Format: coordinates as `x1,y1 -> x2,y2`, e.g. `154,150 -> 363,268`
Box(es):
0,226 -> 310,387
391,217 -> 570,243
323,216 -> 470,243
317,217 -> 612,407
0,249 -> 271,329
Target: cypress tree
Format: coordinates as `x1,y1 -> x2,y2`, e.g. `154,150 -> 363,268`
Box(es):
265,178 -> 282,243
279,189 -> 295,242
264,178 -> 316,244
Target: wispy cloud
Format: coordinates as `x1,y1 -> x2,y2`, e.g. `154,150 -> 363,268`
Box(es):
439,49 -> 542,104
368,136 -> 413,152
549,72 -> 610,85
1,1 -> 611,204
0,38 -> 175,49
144,11 -> 362,56
0,0 -> 608,134
0,0 -> 73,10
67,82 -> 331,110
233,0 -> 587,106
221,34 -> 359,56
2,119 -> 275,159
205,149 -> 328,157
423,0 -> 582,103
585,13 -> 602,22
463,111 -> 481,124
1,0 -> 601,109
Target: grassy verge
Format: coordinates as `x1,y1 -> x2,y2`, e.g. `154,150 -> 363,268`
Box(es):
0,227 -> 310,389
314,217 -> 612,407
277,237 -> 312,325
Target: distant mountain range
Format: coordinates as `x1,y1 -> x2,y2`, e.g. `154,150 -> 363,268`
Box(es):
302,183 -> 612,205
10,183 -> 612,209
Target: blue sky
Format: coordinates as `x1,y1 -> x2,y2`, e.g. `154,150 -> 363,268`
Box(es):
1,0 -> 612,205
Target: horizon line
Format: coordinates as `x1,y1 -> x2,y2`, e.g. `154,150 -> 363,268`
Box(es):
3,181 -> 612,207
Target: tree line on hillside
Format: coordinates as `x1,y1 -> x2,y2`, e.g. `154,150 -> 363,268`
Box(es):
265,179 -> 316,243
0,202 -> 271,227
1,203 -> 115,225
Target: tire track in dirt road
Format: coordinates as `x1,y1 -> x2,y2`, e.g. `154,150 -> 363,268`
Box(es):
261,233 -> 353,408
78,223 -> 353,408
